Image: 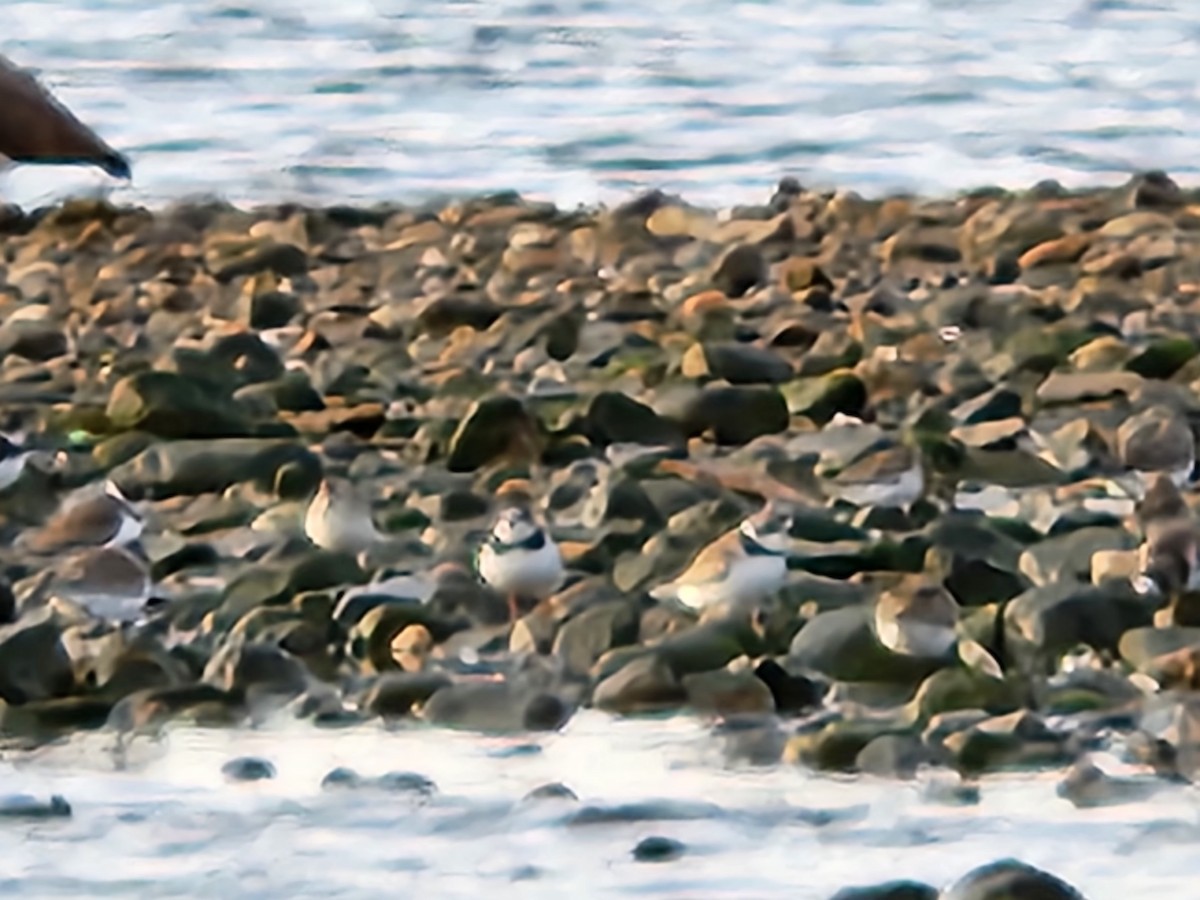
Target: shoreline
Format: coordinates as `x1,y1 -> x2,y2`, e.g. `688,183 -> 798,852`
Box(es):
0,167 -> 1192,897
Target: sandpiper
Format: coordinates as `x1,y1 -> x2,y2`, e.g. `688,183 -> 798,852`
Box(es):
650,504 -> 791,615
476,504 -> 564,622
1117,405 -> 1195,495
873,578 -> 960,658
0,54 -> 130,179
304,478 -> 381,554
24,480 -> 143,554
825,438 -> 925,510
51,543 -> 153,622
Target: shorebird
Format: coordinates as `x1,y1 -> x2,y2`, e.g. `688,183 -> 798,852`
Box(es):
874,578 -> 959,658
650,503 -> 791,615
0,433 -> 35,492
824,437 -> 926,510
1117,405 -> 1195,497
476,505 -> 564,622
304,478 -> 382,554
23,480 -> 142,554
51,543 -> 154,622
0,54 -> 130,179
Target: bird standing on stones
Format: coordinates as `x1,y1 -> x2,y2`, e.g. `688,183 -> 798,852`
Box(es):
0,54 -> 131,179
873,578 -> 960,658
824,438 -> 926,511
650,503 -> 792,616
304,478 -> 382,555
22,479 -> 143,554
476,505 -> 564,623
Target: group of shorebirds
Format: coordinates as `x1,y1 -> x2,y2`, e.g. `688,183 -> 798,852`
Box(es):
3,53 -> 1200,673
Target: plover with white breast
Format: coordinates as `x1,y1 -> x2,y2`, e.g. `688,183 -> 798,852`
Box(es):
650,503 -> 791,616
873,578 -> 960,659
476,504 -> 564,622
23,479 -> 143,555
825,439 -> 925,511
304,478 -> 383,555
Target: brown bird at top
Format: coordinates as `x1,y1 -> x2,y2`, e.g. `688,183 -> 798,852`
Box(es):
0,53 -> 130,179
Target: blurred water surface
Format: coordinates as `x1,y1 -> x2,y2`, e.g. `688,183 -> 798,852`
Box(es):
6,0 -> 1199,207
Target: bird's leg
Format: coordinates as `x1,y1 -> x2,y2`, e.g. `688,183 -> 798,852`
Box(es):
507,592 -> 521,623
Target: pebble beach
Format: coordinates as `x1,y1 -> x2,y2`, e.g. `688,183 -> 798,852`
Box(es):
2,174 -> 1200,897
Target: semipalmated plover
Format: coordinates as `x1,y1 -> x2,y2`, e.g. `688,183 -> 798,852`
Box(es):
825,439 -> 925,510
50,544 -> 153,622
304,478 -> 382,554
650,504 -> 791,615
873,578 -> 959,658
476,504 -> 564,622
1117,405 -> 1195,495
24,480 -> 143,554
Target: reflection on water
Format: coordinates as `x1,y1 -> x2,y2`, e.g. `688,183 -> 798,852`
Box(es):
3,711 -> 1200,897
6,0 -> 1200,208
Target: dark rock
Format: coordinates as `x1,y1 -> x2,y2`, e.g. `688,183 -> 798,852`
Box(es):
221,756 -> 276,782
712,244 -> 766,297
421,681 -> 572,733
828,881 -> 938,900
677,385 -> 789,445
552,600 -> 640,679
321,767 -> 364,790
592,654 -> 685,714
583,392 -> 683,447
243,290 -> 300,329
1056,759 -> 1160,809
753,659 -> 825,713
631,835 -> 686,862
376,771 -> 437,796
202,640 -> 309,699
106,370 -> 250,439
0,794 -> 71,819
682,667 -> 774,716
788,606 -> 945,686
0,609 -> 73,704
855,733 -> 936,779
523,782 -> 578,802
361,672 -> 453,718
446,396 -> 543,472
695,342 -> 793,385
941,858 -> 1086,900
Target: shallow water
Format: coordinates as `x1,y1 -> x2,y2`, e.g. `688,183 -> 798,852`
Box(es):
6,0 -> 1200,209
3,711 -> 1199,897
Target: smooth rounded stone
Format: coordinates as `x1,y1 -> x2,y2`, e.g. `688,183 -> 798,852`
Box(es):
1018,526 -> 1134,587
0,696 -> 115,738
711,244 -> 766,297
552,600 -> 640,679
446,396 -> 542,473
566,798 -> 723,827
674,385 -> 789,445
828,881 -> 937,900
942,711 -> 1070,775
347,603 -> 462,674
941,858 -> 1086,900
221,756 -> 276,782
215,550 -> 366,632
908,667 -> 1021,723
0,608 -> 74,704
788,606 -> 946,686
106,370 -> 251,439
523,782 -> 578,803
202,640 -> 309,698
360,672 -> 453,718
583,392 -> 683,447
376,771 -> 437,796
240,289 -> 301,329
782,372 -> 868,426
784,719 -> 906,773
110,438 -> 320,499
1056,759 -> 1161,809
1004,580 -> 1153,669
1118,626 -> 1200,671
684,342 -> 793,385
681,667 -> 774,716
420,681 -> 572,733
0,794 -> 72,819
591,653 -> 685,715
320,766 -> 365,790
855,733 -> 937,779
631,835 -> 686,863
711,714 -> 787,766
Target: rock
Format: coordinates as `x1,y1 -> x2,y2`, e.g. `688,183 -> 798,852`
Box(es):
684,342 -> 793,385
202,640 -> 309,699
592,654 -> 685,714
420,681 -> 572,733
676,385 -> 790,445
446,396 -> 543,472
941,859 -> 1086,900
0,794 -> 72,819
855,733 -> 936,779
110,438 -> 320,499
107,684 -> 247,732
681,667 -> 774,716
552,600 -> 640,679
828,882 -> 937,900
523,782 -> 578,802
106,370 -> 250,439
788,606 -> 945,686
631,835 -> 686,862
753,659 -> 826,713
1056,759 -> 1160,809
784,719 -> 903,772
221,756 -> 276,782
583,392 -> 683,447
0,609 -> 73,704
360,672 -> 453,718
712,244 -> 766,297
